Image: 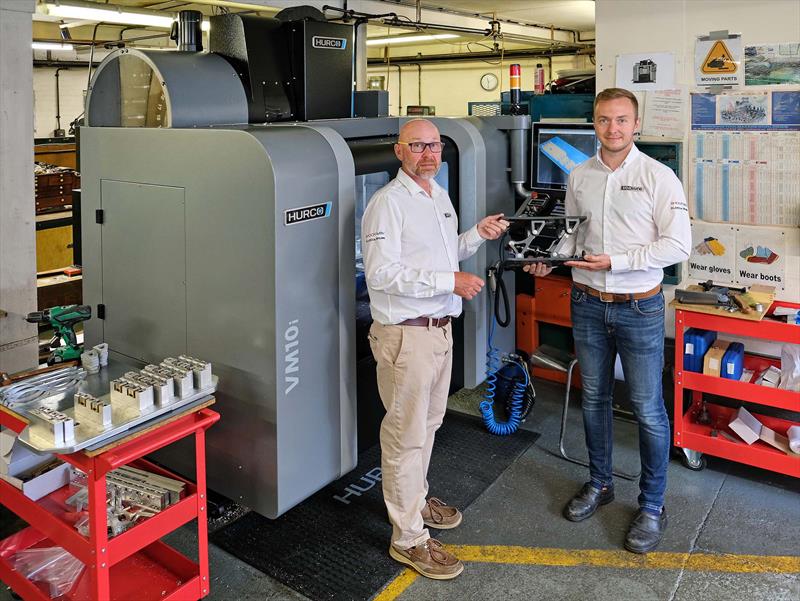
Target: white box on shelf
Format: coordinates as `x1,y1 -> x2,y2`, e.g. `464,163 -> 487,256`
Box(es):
0,461 -> 71,501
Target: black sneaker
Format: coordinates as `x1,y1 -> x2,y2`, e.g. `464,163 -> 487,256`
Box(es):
624,508 -> 668,554
563,482 -> 614,522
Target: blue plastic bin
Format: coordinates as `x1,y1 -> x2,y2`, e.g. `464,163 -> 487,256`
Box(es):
683,328 -> 717,373
721,342 -> 745,380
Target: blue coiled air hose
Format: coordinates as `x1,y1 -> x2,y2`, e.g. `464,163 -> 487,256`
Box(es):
480,263 -> 529,435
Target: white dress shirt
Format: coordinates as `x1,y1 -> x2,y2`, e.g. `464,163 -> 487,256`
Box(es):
563,143 -> 692,293
362,168 -> 485,325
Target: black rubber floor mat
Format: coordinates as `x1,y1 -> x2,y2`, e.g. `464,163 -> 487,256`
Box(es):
210,412 -> 538,601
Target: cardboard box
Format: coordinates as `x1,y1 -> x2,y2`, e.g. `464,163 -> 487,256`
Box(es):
728,407 -> 791,454
703,340 -> 731,377
0,428 -> 54,477
0,462 -> 71,501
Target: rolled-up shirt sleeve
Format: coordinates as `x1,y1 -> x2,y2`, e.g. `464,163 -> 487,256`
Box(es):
362,194 -> 455,297
610,172 -> 692,273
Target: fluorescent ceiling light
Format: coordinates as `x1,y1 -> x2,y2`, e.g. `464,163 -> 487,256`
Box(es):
32,42 -> 74,50
366,33 -> 459,46
45,1 -> 174,28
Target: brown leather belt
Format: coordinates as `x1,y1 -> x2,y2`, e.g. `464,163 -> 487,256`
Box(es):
399,316 -> 452,327
573,282 -> 661,303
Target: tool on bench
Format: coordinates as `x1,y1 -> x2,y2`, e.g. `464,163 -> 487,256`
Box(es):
26,305 -> 92,365
675,280 -> 753,314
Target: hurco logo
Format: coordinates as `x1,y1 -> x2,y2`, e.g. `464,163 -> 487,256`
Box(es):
312,36 -> 346,50
333,467 -> 382,504
621,185 -> 644,191
285,202 -> 332,226
284,320 -> 300,394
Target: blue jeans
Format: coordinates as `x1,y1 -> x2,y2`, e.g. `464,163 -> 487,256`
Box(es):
570,286 -> 670,513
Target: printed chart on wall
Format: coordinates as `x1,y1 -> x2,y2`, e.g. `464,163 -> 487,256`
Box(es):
689,90 -> 800,226
689,222 -> 787,290
745,43 -> 800,86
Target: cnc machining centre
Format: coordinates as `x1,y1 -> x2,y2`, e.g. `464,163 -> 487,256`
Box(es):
80,11 -> 539,518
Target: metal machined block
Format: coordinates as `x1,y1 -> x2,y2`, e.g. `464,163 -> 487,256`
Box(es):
132,372 -> 173,406
27,407 -> 75,446
178,355 -> 213,389
110,378 -> 154,415
74,392 -> 112,429
159,364 -> 193,399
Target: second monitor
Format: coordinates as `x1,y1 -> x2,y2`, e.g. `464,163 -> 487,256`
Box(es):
531,122 -> 599,191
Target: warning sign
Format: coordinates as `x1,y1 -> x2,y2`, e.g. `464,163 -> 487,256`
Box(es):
702,40 -> 737,73
696,34 -> 743,86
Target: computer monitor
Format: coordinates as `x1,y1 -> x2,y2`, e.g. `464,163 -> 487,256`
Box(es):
531,122 -> 599,191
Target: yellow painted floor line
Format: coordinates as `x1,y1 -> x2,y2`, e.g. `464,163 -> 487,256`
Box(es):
449,545 -> 800,574
374,546 -> 800,601
373,569 -> 418,601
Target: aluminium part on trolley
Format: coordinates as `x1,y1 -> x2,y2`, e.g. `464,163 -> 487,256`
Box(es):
15,356 -> 217,454
79,11 -> 531,518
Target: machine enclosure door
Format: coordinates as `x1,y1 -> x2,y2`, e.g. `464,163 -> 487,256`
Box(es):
99,180 -> 188,361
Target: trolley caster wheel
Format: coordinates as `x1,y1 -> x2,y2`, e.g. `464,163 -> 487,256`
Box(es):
681,453 -> 707,471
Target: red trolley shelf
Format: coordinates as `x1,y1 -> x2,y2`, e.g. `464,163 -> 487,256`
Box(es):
0,402 -> 219,600
674,301 -> 800,477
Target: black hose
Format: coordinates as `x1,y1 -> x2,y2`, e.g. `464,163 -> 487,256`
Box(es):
494,266 -> 511,327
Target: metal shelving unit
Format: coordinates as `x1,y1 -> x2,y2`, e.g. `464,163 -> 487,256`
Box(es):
673,302 -> 800,477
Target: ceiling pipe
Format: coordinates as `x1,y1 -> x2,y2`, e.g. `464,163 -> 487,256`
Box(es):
35,60 -> 101,67
377,0 -> 585,39
369,47 -> 592,67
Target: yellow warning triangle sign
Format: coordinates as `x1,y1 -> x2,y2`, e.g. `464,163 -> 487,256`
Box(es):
702,40 -> 737,73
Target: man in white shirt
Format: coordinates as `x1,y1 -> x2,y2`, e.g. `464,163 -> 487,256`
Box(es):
362,118 -> 508,579
526,88 -> 691,554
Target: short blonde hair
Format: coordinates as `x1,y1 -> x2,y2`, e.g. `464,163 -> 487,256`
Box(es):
594,88 -> 639,119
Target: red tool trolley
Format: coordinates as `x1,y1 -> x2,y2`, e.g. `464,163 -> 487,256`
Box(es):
673,301 -> 800,476
0,400 -> 219,600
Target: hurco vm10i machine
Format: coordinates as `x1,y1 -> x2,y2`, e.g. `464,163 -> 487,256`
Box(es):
80,8 -> 586,518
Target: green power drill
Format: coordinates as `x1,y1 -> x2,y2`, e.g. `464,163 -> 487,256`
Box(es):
26,305 -> 92,365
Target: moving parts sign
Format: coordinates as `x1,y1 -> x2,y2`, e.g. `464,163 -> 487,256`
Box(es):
696,34 -> 743,86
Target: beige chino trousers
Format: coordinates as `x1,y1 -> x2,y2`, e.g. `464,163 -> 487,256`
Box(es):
368,321 -> 453,550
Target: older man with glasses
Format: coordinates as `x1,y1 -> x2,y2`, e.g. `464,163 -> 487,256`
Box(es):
362,118 -> 508,579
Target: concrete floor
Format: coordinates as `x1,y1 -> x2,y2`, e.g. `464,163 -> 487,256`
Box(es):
3,379 -> 799,600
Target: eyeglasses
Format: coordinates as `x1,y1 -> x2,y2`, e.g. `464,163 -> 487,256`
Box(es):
396,141 -> 446,153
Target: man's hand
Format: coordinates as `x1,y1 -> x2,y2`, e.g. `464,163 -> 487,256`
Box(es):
477,214 -> 510,240
564,253 -> 612,271
522,262 -> 554,277
454,272 -> 485,300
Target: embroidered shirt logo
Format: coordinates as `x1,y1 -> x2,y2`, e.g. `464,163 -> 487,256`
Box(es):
621,185 -> 644,191
444,212 -> 452,218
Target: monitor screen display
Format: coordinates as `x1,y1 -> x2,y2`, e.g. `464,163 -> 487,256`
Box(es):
532,123 -> 599,190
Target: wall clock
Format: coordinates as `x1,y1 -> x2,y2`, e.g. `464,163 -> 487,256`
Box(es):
480,72 -> 499,91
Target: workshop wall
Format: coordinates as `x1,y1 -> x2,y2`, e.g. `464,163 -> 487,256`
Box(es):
595,0 -> 800,347
368,54 -> 594,117
33,67 -> 87,138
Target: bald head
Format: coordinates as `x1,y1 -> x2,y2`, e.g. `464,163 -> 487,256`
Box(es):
399,118 -> 440,141
395,119 -> 442,185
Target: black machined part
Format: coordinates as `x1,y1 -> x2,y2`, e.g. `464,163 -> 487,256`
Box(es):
502,215 -> 587,266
